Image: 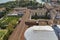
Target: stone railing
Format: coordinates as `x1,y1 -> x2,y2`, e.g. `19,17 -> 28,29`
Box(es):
25,19 -> 54,26
54,19 -> 60,25
38,19 -> 53,25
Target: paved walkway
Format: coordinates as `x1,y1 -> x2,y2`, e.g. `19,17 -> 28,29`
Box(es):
8,9 -> 31,40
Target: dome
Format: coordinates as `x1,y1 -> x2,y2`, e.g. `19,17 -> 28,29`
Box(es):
24,26 -> 58,40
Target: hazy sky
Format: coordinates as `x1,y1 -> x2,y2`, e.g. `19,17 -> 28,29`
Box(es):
0,0 -> 40,3
0,0 -> 15,3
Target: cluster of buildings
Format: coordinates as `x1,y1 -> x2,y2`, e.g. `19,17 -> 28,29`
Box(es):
8,0 -> 60,40
9,3 -> 60,24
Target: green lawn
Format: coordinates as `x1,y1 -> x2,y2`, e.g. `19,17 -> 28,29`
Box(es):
0,16 -> 21,40
0,30 -> 7,40
0,16 -> 21,29
0,16 -> 20,23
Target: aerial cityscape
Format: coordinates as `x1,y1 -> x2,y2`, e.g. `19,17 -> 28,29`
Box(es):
0,0 -> 60,40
